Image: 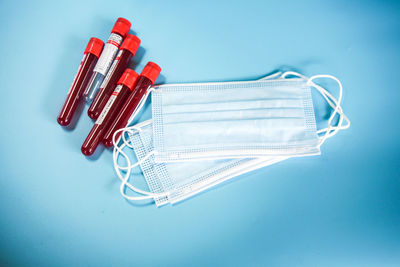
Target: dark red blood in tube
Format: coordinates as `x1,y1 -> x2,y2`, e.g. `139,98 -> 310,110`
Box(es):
102,62 -> 161,147
81,69 -> 139,156
88,34 -> 141,120
57,38 -> 104,126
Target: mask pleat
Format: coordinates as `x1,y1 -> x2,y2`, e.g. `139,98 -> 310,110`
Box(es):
162,98 -> 303,114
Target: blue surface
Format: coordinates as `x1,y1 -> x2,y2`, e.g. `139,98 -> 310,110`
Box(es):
0,0 -> 399,266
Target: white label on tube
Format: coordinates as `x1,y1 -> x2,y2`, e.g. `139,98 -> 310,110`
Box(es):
95,84 -> 123,125
100,49 -> 122,89
94,33 -> 123,76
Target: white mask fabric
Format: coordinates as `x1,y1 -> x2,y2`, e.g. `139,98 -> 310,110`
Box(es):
117,120 -> 287,206
150,75 -> 323,162
112,72 -> 289,206
112,71 -> 350,206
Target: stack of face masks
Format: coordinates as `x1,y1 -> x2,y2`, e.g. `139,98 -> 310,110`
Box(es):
112,71 -> 350,206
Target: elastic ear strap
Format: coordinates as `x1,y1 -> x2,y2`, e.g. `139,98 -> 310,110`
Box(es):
279,71 -> 350,145
116,150 -> 155,171
112,124 -> 152,170
110,126 -> 143,180
121,126 -> 142,149
112,124 -> 143,163
260,71 -> 282,80
307,75 -> 350,146
112,126 -> 170,200
127,88 -> 154,125
113,142 -> 169,199
280,71 -> 308,80
115,148 -> 161,201
314,84 -> 350,137
117,120 -> 154,149
118,149 -> 167,200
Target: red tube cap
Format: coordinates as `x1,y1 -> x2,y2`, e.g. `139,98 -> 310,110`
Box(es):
120,34 -> 141,56
84,37 -> 104,58
141,62 -> 161,84
117,69 -> 139,91
111,17 -> 131,38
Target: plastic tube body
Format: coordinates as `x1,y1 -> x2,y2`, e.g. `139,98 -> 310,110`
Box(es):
57,53 -> 98,126
87,49 -> 132,119
81,84 -> 131,156
84,33 -> 124,102
103,76 -> 153,147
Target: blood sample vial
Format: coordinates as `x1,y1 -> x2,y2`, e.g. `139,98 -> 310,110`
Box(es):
102,62 -> 161,147
87,34 -> 141,120
83,17 -> 131,102
57,37 -> 104,126
81,69 -> 139,156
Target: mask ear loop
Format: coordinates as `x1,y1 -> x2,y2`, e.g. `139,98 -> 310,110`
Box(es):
113,141 -> 154,200
113,131 -> 169,200
280,71 -> 350,146
121,129 -> 135,148
127,88 -> 155,125
260,71 -> 282,80
306,75 -> 350,146
111,87 -> 170,201
113,125 -> 143,170
118,88 -> 155,149
312,82 -> 350,137
112,87 -> 155,171
280,71 -> 307,80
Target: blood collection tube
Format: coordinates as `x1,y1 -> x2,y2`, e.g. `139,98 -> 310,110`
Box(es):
81,69 -> 139,156
102,62 -> 161,147
57,38 -> 104,126
83,17 -> 131,102
87,34 -> 141,120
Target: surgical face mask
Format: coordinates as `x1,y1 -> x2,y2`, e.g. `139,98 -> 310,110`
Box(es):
116,120 -> 287,206
112,71 -> 349,206
151,75 -> 322,162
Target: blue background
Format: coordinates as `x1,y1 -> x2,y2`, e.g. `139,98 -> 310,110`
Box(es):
0,0 -> 399,266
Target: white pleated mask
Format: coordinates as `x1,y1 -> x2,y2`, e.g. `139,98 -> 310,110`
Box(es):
149,72 -> 340,162
111,71 -> 350,206
116,120 -> 286,206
